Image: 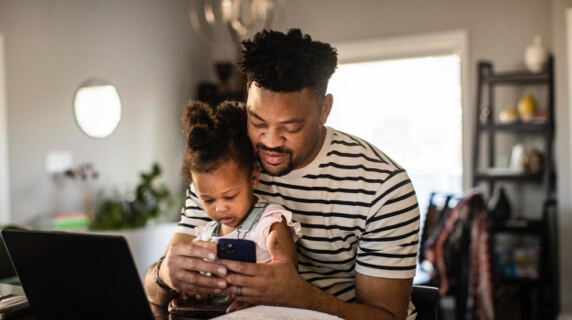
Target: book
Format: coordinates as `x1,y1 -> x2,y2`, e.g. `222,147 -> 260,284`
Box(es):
213,305 -> 343,320
0,294 -> 32,319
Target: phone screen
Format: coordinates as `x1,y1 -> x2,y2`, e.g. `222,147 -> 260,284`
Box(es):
216,239 -> 256,263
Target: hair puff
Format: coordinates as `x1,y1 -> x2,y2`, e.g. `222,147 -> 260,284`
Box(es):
182,101 -> 214,135
187,124 -> 214,151
216,101 -> 247,137
180,100 -> 255,183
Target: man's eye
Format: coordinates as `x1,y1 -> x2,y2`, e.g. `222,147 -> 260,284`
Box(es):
250,121 -> 266,128
284,127 -> 301,133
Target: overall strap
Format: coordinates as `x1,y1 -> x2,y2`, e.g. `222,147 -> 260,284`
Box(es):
238,200 -> 269,233
204,222 -> 221,242
205,200 -> 270,241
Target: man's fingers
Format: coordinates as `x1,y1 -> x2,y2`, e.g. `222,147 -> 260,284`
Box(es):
226,299 -> 252,313
191,239 -> 217,251
175,271 -> 227,294
164,241 -> 230,294
219,259 -> 259,276
171,240 -> 217,261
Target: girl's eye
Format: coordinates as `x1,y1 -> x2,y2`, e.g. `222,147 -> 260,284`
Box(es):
224,196 -> 236,201
203,199 -> 214,204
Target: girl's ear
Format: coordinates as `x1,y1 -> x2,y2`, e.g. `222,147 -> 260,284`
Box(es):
251,164 -> 261,188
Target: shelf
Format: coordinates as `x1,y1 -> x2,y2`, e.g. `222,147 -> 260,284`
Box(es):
481,69 -> 550,85
473,57 -> 556,319
479,122 -> 549,133
475,169 -> 542,182
197,82 -> 247,108
491,219 -> 542,234
497,276 -> 540,286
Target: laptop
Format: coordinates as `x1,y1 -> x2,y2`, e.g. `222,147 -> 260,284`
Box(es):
0,229 -> 155,320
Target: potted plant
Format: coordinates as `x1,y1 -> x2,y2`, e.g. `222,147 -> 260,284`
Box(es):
91,163 -> 179,231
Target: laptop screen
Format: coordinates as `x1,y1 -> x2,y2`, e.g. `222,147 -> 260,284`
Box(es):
1,229 -> 154,320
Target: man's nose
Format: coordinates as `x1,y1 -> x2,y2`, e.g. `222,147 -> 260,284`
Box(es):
261,128 -> 284,149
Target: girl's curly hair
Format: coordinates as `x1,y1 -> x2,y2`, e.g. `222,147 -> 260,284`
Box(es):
181,100 -> 254,183
238,28 -> 337,98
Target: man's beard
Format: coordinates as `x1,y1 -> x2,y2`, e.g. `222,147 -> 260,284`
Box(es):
256,144 -> 295,177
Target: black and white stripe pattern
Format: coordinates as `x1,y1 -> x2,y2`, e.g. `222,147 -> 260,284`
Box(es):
176,127 -> 420,302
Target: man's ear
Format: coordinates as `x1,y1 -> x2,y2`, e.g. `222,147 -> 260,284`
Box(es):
320,94 -> 333,125
251,164 -> 261,187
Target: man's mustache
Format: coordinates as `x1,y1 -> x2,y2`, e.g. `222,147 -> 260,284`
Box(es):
256,144 -> 290,155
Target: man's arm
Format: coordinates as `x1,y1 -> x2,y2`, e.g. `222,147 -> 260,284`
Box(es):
144,232 -> 229,306
221,232 -> 413,320
355,274 -> 413,319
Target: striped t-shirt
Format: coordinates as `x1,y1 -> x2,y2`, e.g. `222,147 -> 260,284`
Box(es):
176,126 -> 420,302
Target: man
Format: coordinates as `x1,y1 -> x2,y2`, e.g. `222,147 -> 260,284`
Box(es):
145,28 -> 420,320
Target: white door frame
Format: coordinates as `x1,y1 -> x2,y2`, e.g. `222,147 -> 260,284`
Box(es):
0,34 -> 10,223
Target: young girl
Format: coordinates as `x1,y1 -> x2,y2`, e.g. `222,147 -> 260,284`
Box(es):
172,100 -> 301,312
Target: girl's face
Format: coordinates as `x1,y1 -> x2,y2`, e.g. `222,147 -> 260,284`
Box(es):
192,160 -> 260,234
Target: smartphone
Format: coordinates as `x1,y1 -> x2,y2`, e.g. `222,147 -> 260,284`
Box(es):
216,238 -> 256,263
167,296 -> 228,318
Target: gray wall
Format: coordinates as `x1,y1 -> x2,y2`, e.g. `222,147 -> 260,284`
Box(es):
1,0 -> 570,316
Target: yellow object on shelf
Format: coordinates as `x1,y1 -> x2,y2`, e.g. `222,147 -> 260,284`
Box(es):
518,93 -> 537,123
499,107 -> 519,124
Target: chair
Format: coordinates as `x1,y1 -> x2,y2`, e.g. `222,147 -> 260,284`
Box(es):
411,285 -> 440,320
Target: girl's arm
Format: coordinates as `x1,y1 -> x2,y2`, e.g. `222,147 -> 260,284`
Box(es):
269,219 -> 298,267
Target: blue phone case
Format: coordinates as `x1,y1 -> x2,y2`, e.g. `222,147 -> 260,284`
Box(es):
216,239 -> 256,263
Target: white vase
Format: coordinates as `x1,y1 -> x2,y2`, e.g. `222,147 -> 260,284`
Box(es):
524,35 -> 548,73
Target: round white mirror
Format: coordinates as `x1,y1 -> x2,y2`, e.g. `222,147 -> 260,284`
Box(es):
73,77 -> 121,138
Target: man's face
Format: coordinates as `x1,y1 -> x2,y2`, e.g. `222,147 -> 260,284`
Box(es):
246,85 -> 331,176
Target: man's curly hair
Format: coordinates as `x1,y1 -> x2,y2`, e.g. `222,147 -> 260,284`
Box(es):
238,28 -> 338,98
181,100 -> 255,183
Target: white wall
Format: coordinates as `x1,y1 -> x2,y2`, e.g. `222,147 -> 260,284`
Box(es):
0,0 -> 212,225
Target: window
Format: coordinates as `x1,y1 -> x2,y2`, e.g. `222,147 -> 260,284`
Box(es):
327,31 -> 468,220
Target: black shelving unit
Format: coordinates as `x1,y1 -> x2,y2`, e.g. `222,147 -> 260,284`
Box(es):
197,81 -> 247,108
472,57 -> 558,319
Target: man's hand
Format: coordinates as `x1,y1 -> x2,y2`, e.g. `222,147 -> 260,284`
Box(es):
225,294 -> 253,313
145,233 -> 230,306
219,230 -> 309,307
